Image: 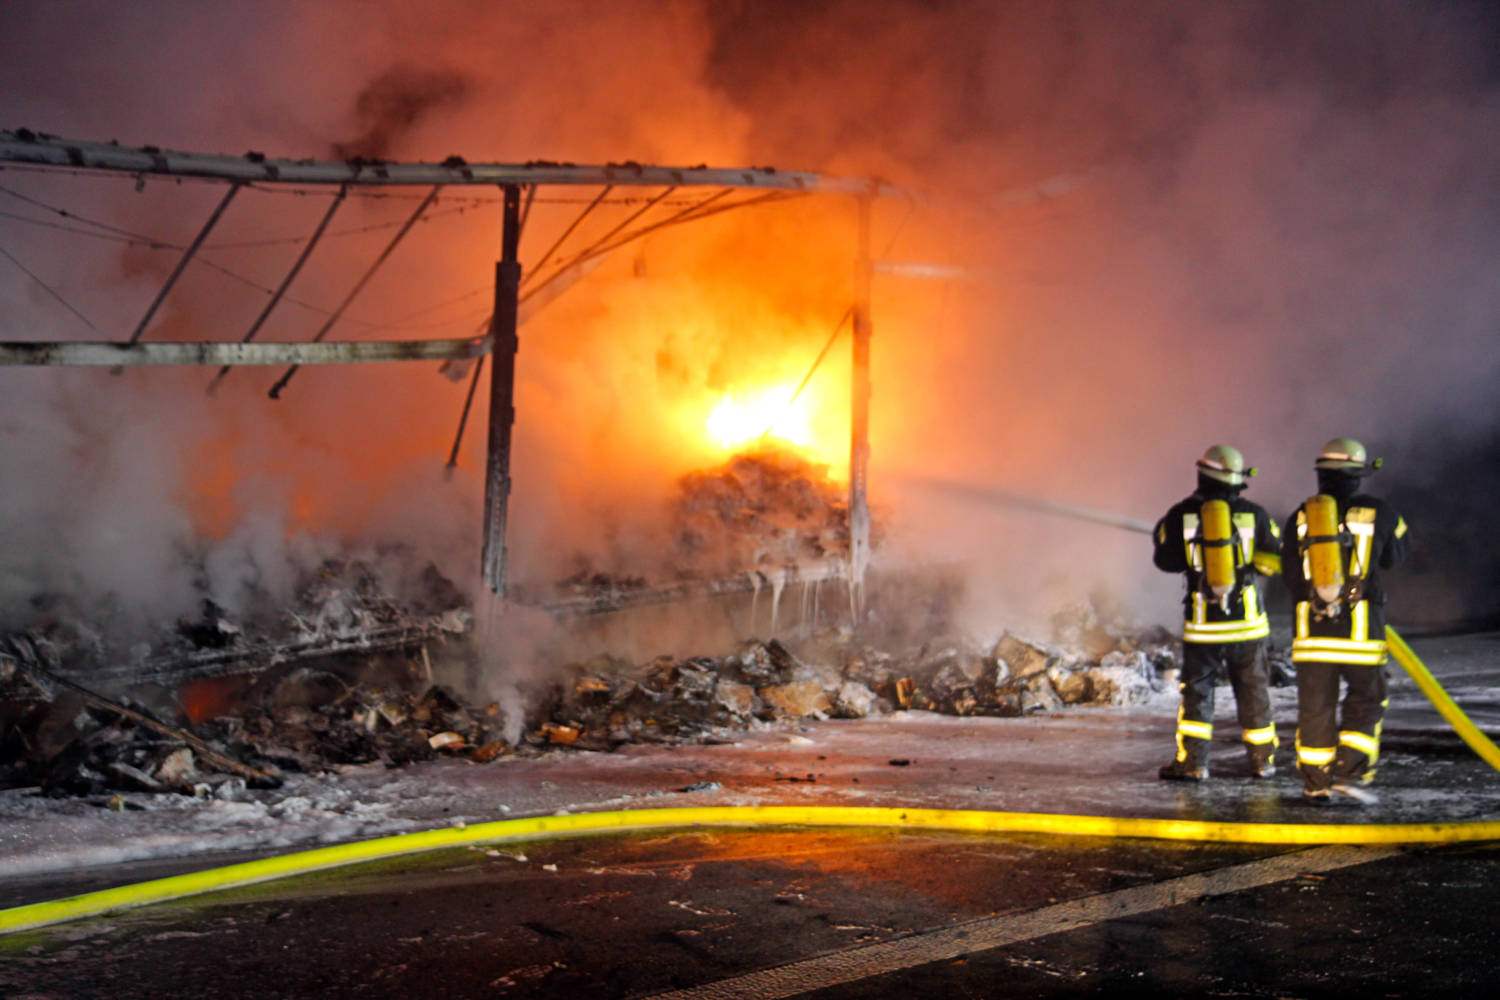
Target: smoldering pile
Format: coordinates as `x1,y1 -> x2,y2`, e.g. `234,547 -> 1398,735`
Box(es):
0,658 -> 506,799
0,553 -> 477,798
532,617 -> 1183,752
670,446 -> 859,577
1,598 -> 1190,799
524,446 -> 866,614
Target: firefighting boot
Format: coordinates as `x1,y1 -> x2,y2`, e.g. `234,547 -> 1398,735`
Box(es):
1332,745 -> 1376,785
1247,746 -> 1276,779
1300,762 -> 1333,805
1158,746 -> 1208,781
1158,760 -> 1207,781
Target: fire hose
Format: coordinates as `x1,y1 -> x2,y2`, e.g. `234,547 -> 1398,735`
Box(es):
4,804 -> 1500,936
1386,625 -> 1500,771
906,475 -> 1500,772
2,625 -> 1497,937
3,488 -> 1497,936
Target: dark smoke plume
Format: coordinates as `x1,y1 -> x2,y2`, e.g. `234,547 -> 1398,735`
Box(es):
331,64 -> 469,160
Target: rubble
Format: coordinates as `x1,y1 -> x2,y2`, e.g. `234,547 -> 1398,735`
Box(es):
3,554 -> 470,693
1,538 -> 1291,804
671,446 -> 858,577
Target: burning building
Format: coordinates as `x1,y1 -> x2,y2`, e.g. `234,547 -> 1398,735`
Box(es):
1,2 -> 1497,799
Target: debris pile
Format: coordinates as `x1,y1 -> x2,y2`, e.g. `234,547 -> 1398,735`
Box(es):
3,598 -> 1192,798
512,445 -> 869,617
532,623 -> 1180,751
2,554 -> 470,690
0,651 -> 512,797
1,552 -> 478,796
670,446 -> 859,577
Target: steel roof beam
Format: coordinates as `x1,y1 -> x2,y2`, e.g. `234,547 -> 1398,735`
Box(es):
0,338 -> 486,367
0,131 -> 903,197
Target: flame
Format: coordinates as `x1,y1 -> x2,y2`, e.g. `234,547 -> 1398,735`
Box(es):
706,385 -> 810,450
698,379 -> 847,476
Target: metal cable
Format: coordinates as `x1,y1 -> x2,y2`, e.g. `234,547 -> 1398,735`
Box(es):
519,184 -> 612,289
0,243 -> 101,333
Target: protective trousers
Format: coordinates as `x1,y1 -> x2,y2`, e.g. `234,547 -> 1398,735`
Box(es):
1295,659 -> 1388,792
1175,640 -> 1276,767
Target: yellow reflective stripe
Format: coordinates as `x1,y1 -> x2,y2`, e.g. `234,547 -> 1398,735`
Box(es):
1178,719 -> 1214,740
1191,592 -> 1206,624
1395,516 -> 1408,538
1296,732 -> 1337,766
1297,745 -> 1337,766
1293,635 -> 1387,652
1269,519 -> 1281,539
1296,601 -> 1309,637
1252,551 -> 1281,575
1353,535 -> 1373,578
1347,509 -> 1375,579
1174,705 -> 1210,761
1340,730 -> 1380,761
1352,600 -> 1369,642
1233,513 -> 1256,562
1157,523 -> 1167,545
1292,650 -> 1388,665
1244,585 -> 1259,618
1291,639 -> 1389,665
1184,615 -> 1270,643
1292,636 -> 1388,657
1183,514 -> 1200,568
1242,725 -> 1278,747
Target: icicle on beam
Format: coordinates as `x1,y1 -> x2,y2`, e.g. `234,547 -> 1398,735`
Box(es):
848,190 -> 874,622
481,185 -> 522,596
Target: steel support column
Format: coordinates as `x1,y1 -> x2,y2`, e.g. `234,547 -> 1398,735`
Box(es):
481,185 -> 523,595
848,192 -> 873,620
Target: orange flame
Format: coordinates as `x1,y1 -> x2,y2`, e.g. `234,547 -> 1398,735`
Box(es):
700,380 -> 846,476
706,385 -> 809,450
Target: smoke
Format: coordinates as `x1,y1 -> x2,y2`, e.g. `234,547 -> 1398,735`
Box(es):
331,65 -> 469,161
0,0 -> 1497,657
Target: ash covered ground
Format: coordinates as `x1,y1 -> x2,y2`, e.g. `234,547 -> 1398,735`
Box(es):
0,445 -> 1301,882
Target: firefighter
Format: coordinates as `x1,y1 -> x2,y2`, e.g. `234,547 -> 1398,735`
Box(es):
1152,445 -> 1283,780
1281,438 -> 1409,804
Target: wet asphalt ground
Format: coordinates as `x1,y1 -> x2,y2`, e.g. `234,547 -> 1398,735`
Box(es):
3,630 -> 1498,998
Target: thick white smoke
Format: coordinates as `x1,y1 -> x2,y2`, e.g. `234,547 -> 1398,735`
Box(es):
1,0 -> 1496,649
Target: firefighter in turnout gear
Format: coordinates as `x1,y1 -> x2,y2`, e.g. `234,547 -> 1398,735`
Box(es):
1153,445 -> 1283,780
1281,438 -> 1409,804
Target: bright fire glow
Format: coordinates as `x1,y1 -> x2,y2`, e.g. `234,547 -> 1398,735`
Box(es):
706,385 -> 814,452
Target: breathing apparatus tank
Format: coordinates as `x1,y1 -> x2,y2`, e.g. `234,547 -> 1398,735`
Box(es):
1199,499 -> 1236,599
1304,493 -> 1346,605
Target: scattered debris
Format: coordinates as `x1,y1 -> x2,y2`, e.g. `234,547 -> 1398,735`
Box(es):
671,446 -> 860,577
0,513 -> 1290,804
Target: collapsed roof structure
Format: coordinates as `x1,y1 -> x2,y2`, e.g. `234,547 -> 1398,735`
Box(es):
0,129 -> 908,616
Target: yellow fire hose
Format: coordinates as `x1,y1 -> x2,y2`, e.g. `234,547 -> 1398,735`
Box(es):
1387,626 -> 1500,771
2,628 -> 1496,937
5,803 -> 1500,936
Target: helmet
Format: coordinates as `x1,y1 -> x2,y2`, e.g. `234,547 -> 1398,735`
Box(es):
1196,444 -> 1256,486
1315,437 -> 1382,474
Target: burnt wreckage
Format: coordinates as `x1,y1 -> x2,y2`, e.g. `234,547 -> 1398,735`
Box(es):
0,132 -> 1225,799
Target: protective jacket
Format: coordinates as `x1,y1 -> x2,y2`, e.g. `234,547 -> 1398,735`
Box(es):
1280,484 -> 1409,666
1153,480 -> 1282,644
